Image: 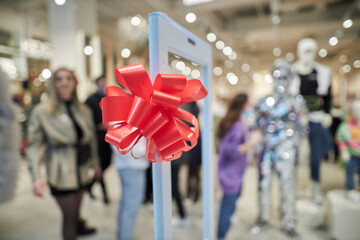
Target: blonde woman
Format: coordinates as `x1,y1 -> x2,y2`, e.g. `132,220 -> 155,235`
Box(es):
26,67 -> 101,240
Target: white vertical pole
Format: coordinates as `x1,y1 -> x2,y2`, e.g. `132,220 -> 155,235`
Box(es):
148,14 -> 173,240
202,65 -> 215,240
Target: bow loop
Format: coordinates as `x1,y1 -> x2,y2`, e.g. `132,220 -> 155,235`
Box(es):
101,64 -> 207,162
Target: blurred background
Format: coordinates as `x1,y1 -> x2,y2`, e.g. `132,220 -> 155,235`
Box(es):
0,0 -> 360,240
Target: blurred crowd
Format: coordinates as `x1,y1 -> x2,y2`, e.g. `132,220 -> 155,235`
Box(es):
1,39 -> 360,240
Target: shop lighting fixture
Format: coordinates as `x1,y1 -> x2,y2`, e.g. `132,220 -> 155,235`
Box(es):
182,67 -> 191,76
252,72 -> 262,82
353,60 -> 360,68
84,46 -> 93,56
285,53 -> 294,62
224,60 -> 233,69
228,75 -> 238,85
329,37 -> 338,46
339,55 -> 347,63
41,69 -> 51,79
175,61 -> 185,71
343,64 -> 351,73
265,74 -> 273,83
131,16 -> 141,26
121,48 -> 131,58
229,52 -> 237,61
183,0 -> 213,6
319,49 -> 327,58
191,69 -> 201,79
185,13 -> 197,23
191,62 -> 199,66
273,48 -> 281,57
55,0 -> 66,5
222,46 -> 232,56
215,40 -> 225,50
271,15 -> 281,25
226,72 -> 234,79
206,33 -> 216,42
213,67 -> 222,76
266,96 -> 275,106
343,19 -> 353,29
241,63 -> 250,73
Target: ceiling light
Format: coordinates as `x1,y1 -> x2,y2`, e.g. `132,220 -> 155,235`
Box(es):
339,55 -> 347,63
131,16 -> 141,26
222,46 -> 232,56
185,13 -> 197,23
215,41 -> 225,50
121,48 -> 131,58
182,0 -> 213,6
265,74 -> 273,83
318,49 -> 327,58
206,33 -> 216,42
252,72 -> 262,82
343,64 -> 351,73
271,15 -> 281,25
343,19 -> 353,29
176,61 -> 185,71
55,0 -> 66,5
182,67 -> 191,76
213,67 -> 222,76
241,63 -> 250,73
226,72 -> 234,79
329,37 -> 338,46
273,48 -> 281,57
285,53 -> 294,62
41,69 -> 51,79
84,45 -> 93,55
229,52 -> 237,61
224,60 -> 233,69
191,69 -> 201,78
353,60 -> 360,68
228,75 -> 238,85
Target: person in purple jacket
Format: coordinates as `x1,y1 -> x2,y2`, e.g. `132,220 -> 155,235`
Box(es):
217,93 -> 261,240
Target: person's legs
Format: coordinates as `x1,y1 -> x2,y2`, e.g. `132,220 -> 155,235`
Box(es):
217,192 -> 240,240
143,164 -> 153,203
346,157 -> 356,190
55,190 -> 83,240
308,122 -> 323,183
117,169 -> 145,240
171,164 -> 186,218
187,165 -> 201,203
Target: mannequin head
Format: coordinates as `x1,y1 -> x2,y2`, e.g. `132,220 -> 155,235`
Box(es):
297,38 -> 317,66
271,58 -> 293,94
351,100 -> 360,123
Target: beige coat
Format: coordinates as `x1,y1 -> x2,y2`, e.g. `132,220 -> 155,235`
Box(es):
26,102 -> 99,189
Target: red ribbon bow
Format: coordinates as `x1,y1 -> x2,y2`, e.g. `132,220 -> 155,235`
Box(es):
100,63 -> 207,162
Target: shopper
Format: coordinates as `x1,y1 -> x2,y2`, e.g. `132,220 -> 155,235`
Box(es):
217,93 -> 260,240
85,75 -> 111,204
0,68 -> 20,204
26,67 -> 102,240
336,100 -> 360,203
112,137 -> 149,240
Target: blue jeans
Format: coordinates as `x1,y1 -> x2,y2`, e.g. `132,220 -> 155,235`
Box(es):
309,122 -> 323,182
217,191 -> 241,240
117,169 -> 146,240
346,156 -> 360,190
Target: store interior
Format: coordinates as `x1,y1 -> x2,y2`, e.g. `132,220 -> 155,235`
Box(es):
1,0 -> 360,240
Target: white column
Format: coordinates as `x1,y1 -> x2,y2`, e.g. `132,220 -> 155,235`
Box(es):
48,0 -> 101,101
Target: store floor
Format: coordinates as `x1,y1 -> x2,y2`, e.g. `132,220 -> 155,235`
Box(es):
0,156 -> 344,240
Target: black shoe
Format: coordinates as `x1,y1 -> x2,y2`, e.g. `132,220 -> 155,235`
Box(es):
78,220 -> 96,236
283,228 -> 301,240
104,196 -> 110,205
248,219 -> 268,235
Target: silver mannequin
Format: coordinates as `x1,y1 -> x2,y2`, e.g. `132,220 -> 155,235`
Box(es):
249,59 -> 306,239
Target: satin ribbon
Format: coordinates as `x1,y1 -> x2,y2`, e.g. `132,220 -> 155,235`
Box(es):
100,63 -> 207,162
